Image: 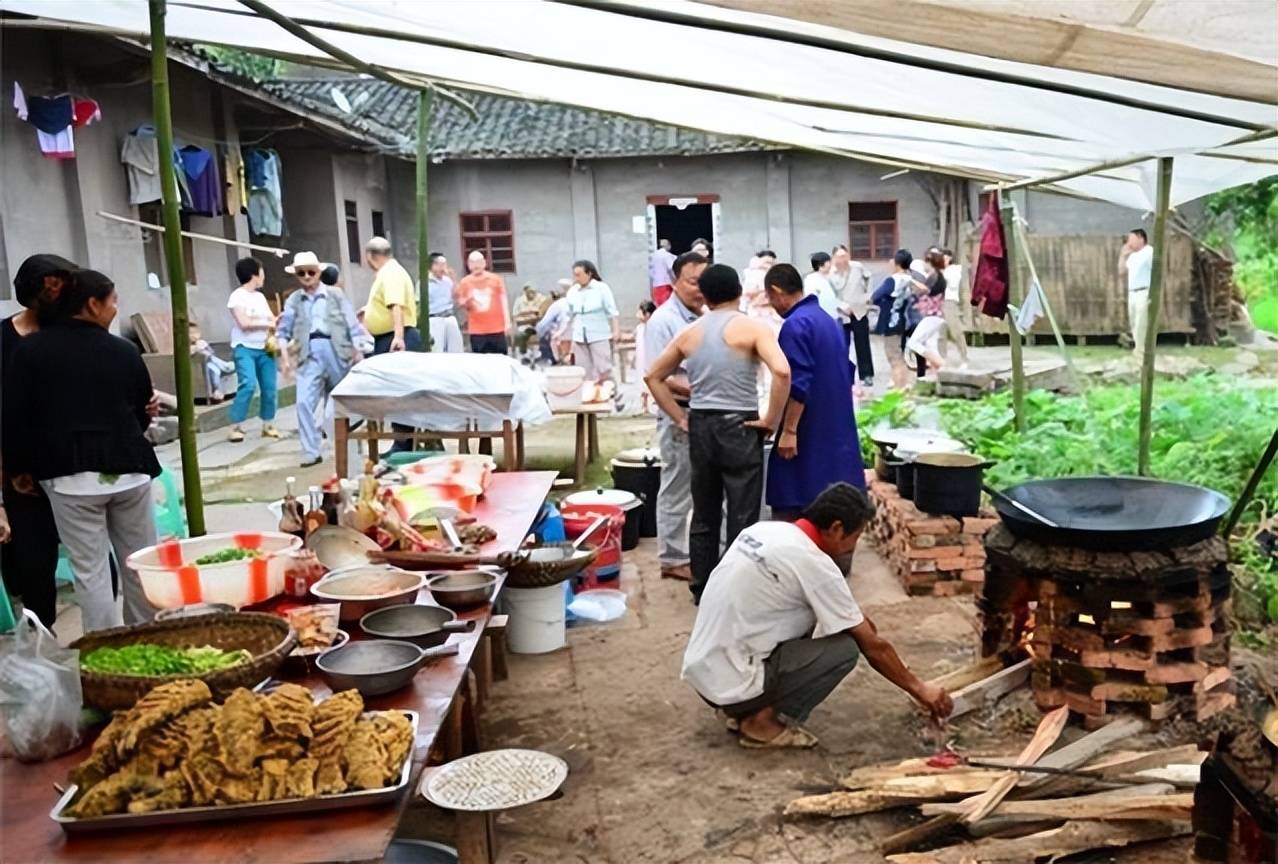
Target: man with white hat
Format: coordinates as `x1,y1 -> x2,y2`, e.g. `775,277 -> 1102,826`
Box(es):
276,251 -> 367,467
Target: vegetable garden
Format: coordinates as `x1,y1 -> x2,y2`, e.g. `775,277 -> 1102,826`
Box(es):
859,376 -> 1278,623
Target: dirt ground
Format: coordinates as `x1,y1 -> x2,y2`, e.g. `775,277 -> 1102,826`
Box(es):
396,537 -> 1199,864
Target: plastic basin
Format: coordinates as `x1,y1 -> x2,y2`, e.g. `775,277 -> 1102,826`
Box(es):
127,532 -> 302,610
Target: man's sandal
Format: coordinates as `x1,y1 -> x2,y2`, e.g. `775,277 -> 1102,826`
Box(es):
738,726 -> 819,750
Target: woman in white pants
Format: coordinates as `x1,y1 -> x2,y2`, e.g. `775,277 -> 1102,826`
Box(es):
904,249 -> 950,375
7,269 -> 160,632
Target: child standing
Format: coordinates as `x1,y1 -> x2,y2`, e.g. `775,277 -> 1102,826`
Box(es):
633,300 -> 656,414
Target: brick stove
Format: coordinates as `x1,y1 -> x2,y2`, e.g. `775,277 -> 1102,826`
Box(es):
864,470 -> 999,596
979,522 -> 1235,728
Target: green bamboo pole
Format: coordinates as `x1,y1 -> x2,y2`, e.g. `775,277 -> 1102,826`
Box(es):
1001,201 -> 1026,432
149,0 -> 205,535
1137,157 -> 1174,476
417,88 -> 432,350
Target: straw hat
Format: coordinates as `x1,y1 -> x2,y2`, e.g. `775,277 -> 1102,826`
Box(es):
284,251 -> 322,274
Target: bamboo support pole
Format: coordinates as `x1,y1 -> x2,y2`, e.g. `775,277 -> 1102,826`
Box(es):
95,210 -> 289,257
417,88 -> 432,349
1137,157 -> 1173,476
1001,201 -> 1026,432
1223,425 -> 1278,538
149,0 -> 205,535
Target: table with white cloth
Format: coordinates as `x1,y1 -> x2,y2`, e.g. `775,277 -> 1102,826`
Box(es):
331,352 -> 552,476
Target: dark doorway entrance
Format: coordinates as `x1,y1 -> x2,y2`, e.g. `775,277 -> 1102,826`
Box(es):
654,203 -> 712,256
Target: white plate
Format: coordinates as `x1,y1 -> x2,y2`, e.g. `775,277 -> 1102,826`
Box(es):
421,749 -> 567,812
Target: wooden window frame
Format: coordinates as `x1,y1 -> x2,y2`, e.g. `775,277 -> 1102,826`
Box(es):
459,210 -> 516,273
848,200 -> 899,261
344,200 -> 360,264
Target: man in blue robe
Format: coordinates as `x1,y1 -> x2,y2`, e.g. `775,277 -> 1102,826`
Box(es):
763,263 -> 866,520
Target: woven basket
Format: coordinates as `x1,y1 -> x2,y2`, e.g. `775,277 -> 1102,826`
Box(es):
72,612 -> 297,711
504,543 -> 599,588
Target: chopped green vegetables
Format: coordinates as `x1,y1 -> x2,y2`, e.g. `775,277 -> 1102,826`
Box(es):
194,547 -> 262,566
82,644 -> 252,676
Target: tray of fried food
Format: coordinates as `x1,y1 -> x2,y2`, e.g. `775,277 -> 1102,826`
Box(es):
51,679 -> 418,832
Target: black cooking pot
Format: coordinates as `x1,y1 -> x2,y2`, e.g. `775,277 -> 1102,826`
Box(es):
892,459 -> 916,500
913,453 -> 990,517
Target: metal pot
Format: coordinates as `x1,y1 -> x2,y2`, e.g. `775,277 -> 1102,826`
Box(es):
310,566 -> 427,622
562,487 -> 643,551
912,452 -> 991,518
423,569 -> 499,611
316,639 -> 460,696
892,458 -> 916,500
359,603 -> 474,647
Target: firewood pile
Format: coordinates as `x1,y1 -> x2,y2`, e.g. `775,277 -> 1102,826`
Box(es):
785,707 -> 1205,863
865,470 -> 999,597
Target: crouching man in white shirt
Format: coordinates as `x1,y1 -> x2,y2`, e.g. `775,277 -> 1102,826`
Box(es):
681,482 -> 953,749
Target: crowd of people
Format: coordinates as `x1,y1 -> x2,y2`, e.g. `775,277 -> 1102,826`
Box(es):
633,249 -> 952,748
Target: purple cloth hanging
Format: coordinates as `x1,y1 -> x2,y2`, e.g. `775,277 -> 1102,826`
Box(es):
179,145 -> 223,216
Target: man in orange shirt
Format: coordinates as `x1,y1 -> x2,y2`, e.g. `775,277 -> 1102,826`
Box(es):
455,250 -> 510,354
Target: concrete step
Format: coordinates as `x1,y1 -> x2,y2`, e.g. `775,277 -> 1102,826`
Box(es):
194,385 -> 297,432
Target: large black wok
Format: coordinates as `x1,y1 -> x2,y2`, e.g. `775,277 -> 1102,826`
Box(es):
991,476 -> 1230,551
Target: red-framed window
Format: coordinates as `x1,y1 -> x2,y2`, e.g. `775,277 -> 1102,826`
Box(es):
848,201 -> 898,260
459,210 -> 515,273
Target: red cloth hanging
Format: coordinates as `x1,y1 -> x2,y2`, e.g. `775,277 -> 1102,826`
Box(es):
970,194 -> 1010,320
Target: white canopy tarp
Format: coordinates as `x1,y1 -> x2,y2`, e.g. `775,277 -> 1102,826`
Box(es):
3,0 -> 1274,209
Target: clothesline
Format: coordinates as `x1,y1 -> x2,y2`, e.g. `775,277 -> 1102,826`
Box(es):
95,209 -> 290,257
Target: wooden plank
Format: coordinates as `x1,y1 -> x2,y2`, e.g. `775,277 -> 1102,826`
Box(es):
926,656 -> 1006,693
948,659 -> 1032,718
960,706 -> 1069,823
786,772 -> 1006,818
1019,716 -> 1145,788
924,792 -> 1192,822
887,819 -> 1190,864
841,757 -> 987,791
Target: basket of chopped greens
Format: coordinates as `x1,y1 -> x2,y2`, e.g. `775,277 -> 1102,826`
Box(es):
72,612 -> 296,711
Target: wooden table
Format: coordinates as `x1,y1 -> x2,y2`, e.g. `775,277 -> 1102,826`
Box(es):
0,471 -> 558,864
334,418 -> 525,479
551,403 -> 613,486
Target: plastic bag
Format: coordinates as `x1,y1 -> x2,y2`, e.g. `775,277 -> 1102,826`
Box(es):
0,609 -> 84,761
567,589 -> 627,623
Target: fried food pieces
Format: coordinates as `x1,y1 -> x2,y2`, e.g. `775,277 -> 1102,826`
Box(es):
312,689 -> 363,795
65,681 -> 407,819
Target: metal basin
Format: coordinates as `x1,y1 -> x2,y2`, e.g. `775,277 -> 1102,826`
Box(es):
305,525 -> 381,572
316,639 -> 459,696
424,570 -> 498,611
991,476 -> 1231,551
311,566 -> 426,622
359,603 -> 474,648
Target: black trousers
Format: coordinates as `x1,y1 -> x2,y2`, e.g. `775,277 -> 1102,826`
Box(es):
902,326 -> 927,378
842,315 -> 874,383
470,333 -> 508,354
1,486 -> 60,627
688,409 -> 764,602
373,326 -> 424,453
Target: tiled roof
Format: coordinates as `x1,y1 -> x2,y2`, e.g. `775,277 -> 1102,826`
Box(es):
258,78 -> 773,161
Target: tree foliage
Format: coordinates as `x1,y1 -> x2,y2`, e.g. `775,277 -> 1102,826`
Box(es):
199,46 -> 279,82
1207,177 -> 1277,331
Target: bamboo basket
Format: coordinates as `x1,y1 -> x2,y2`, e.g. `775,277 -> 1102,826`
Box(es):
72,612 -> 297,711
504,543 -> 599,588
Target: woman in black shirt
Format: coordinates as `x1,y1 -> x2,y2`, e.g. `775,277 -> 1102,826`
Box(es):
8,269 -> 160,631
0,254 -> 76,627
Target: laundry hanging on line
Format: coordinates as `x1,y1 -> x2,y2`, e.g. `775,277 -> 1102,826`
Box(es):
120,125 -> 195,209
970,194 -> 1010,320
244,147 -> 284,237
12,82 -> 101,160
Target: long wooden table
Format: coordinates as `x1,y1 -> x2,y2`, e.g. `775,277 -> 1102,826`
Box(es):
0,471 -> 557,864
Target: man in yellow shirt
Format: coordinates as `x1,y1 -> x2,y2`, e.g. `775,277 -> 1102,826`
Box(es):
363,236 -> 420,353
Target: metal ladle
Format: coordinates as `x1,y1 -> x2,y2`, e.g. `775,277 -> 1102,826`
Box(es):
429,504 -> 466,551
982,484 -> 1060,528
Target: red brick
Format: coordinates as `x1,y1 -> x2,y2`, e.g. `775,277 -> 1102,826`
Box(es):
1150,593 -> 1213,618
962,517 -> 1000,534
907,517 -> 962,534
1065,690 -> 1106,716
906,545 -> 967,560
1100,616 -> 1175,637
1145,696 -> 1191,721
1034,687 -> 1066,711
1078,649 -> 1154,671
1144,662 -> 1209,684
1090,681 -> 1169,703
960,568 -> 986,582
1149,626 -> 1214,652
934,557 -> 985,572
912,534 -> 938,548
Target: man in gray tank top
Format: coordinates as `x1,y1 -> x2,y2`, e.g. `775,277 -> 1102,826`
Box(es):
646,264 -> 792,602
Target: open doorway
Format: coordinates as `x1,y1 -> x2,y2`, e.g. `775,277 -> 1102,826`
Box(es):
646,194 -> 720,260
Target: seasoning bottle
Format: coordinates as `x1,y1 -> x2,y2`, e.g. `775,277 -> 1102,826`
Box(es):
321,478 -> 342,526
304,485 -> 328,537
279,476 -> 305,538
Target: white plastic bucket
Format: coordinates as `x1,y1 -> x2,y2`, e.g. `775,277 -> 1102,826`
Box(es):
543,366 -> 586,410
505,584 -> 566,654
